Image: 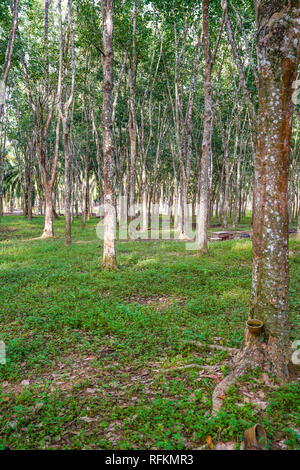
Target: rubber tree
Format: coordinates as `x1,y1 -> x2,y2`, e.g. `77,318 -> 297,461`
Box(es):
249,0 -> 300,360
197,0 -> 225,253
18,0 -> 60,238
0,0 -> 19,126
212,0 -> 300,413
101,0 -> 117,269
0,0 -> 19,221
57,0 -> 76,246
128,0 -> 138,217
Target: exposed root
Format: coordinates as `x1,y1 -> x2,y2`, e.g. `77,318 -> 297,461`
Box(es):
212,356 -> 253,413
186,340 -> 239,354
211,335 -> 290,414
40,233 -> 54,239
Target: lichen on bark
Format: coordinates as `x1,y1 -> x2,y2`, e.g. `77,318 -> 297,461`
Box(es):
212,0 -> 300,412
101,0 -> 117,271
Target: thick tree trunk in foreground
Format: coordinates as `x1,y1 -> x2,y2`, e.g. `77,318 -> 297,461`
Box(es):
0,0 -> 19,125
213,0 -> 300,413
197,0 -> 212,252
101,0 -> 117,269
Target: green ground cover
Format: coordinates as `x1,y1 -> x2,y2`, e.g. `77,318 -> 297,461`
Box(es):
0,215 -> 299,450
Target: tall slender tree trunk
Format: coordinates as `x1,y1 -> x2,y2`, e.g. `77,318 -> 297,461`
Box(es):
42,182 -> 54,238
197,0 -> 212,253
27,137 -> 34,221
223,147 -> 230,229
233,119 -> 247,228
213,0 -> 300,414
197,0 -> 224,251
0,113 -> 7,220
82,98 -> 90,228
63,128 -> 72,245
128,0 -> 137,217
19,0 -> 59,238
141,166 -> 148,232
297,203 -> 300,240
58,0 -> 75,245
102,0 -> 117,269
0,0 -> 19,125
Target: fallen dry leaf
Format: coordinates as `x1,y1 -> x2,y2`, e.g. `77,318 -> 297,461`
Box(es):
206,435 -> 214,449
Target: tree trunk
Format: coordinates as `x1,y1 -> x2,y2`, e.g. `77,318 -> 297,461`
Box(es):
249,0 -> 300,354
297,203 -> 300,240
0,0 -> 19,125
82,101 -> 90,228
197,0 -> 212,253
213,0 -> 300,413
19,0 -> 59,238
101,0 -> 117,269
141,166 -> 148,232
233,126 -> 247,228
58,0 -> 75,245
42,183 -> 54,238
27,137 -> 34,221
63,127 -> 72,245
223,148 -> 230,229
128,0 -> 137,217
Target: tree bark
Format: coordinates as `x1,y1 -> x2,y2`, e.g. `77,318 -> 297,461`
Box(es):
128,0 -> 137,217
18,0 -> 58,238
58,0 -> 75,246
197,0 -> 225,252
213,0 -> 300,413
197,1 -> 212,252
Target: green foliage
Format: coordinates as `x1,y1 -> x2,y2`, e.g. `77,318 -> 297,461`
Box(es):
0,215 -> 299,449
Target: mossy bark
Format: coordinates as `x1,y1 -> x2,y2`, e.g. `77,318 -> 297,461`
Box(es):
101,0 -> 117,271
249,0 -> 300,356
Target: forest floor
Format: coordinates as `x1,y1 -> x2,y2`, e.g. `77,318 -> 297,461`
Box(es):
0,214 -> 299,450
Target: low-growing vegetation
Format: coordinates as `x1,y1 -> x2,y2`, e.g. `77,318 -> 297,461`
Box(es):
0,215 -> 299,450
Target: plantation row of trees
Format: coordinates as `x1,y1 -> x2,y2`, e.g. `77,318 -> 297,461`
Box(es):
1,0 -> 299,243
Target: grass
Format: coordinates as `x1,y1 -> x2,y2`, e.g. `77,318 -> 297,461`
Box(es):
0,214 -> 299,450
